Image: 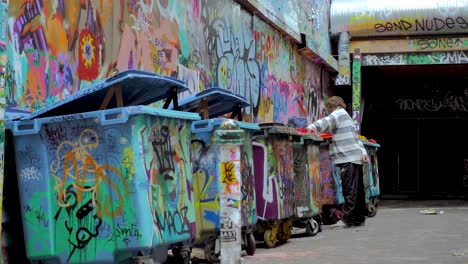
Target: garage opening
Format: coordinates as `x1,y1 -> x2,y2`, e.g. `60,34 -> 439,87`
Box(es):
360,64 -> 468,199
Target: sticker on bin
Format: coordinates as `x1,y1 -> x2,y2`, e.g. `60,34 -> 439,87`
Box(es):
24,69 -> 190,120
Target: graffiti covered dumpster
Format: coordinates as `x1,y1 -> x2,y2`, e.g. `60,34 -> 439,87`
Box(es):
9,70 -> 200,264
3,111 -> 31,264
291,128 -> 323,236
318,133 -> 345,225
359,137 -> 381,217
252,124 -> 297,248
176,88 -> 259,262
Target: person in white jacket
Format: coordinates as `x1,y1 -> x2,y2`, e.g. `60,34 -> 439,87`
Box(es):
308,96 -> 369,226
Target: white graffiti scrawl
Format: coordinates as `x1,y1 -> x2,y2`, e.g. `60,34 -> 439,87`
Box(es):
206,15 -> 260,115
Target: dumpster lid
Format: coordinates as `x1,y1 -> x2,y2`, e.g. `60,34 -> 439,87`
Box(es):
256,123 -> 300,135
176,88 -> 250,121
24,69 -> 189,120
5,109 -> 31,121
294,128 -> 323,141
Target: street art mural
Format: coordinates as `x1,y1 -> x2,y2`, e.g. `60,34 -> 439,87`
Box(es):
254,16 -> 327,123
5,0 -> 329,124
11,111 -> 195,263
246,0 -> 301,42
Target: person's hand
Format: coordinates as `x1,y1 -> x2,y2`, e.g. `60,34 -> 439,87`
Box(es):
363,154 -> 370,163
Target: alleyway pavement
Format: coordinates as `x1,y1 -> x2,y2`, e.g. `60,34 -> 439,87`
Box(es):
187,200 -> 468,264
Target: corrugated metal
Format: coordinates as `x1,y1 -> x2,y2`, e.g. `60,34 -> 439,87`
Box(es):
331,0 -> 468,37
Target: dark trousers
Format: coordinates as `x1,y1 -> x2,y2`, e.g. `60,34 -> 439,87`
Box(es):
339,162 -> 366,224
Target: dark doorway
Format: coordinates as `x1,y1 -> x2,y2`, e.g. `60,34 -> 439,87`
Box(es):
360,64 -> 468,199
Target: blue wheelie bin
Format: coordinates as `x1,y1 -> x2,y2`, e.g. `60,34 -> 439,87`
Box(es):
9,70 -> 200,264
360,138 -> 381,217
176,87 -> 259,262
3,110 -> 31,264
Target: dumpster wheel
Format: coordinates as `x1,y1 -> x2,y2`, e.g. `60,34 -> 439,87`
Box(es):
172,246 -> 191,264
245,232 -> 256,256
367,198 -> 378,217
204,239 -> 220,263
277,221 -> 292,243
305,219 -> 320,236
263,229 -> 277,248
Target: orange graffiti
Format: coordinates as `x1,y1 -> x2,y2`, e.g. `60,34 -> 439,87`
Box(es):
51,129 -> 130,218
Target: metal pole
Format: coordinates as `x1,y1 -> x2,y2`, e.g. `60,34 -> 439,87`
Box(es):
215,120 -> 245,264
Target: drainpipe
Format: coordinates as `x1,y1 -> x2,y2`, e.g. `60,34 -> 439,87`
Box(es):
335,32 -> 351,86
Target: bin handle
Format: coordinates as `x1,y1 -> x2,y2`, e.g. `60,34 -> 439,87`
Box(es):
191,120 -> 213,133
13,119 -> 41,136
101,108 -> 130,125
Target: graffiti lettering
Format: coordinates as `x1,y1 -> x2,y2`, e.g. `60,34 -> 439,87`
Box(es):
335,75 -> 351,86
240,148 -> 256,225
20,166 -> 40,182
111,223 -> 142,246
17,146 -> 41,166
374,17 -> 468,33
395,90 -> 468,112
51,129 -> 129,218
24,205 -> 49,228
153,206 -> 190,235
44,123 -> 68,147
414,38 -> 467,50
151,126 -> 175,181
130,1 -> 153,40
206,17 -> 260,115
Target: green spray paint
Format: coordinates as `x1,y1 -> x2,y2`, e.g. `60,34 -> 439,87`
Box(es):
352,52 -> 362,134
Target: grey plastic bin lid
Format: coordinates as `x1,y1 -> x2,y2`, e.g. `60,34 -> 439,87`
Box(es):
5,109 -> 31,121
24,70 -> 189,120
176,87 -> 250,119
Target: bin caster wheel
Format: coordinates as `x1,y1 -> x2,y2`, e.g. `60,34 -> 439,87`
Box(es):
368,199 -> 378,217
263,230 -> 277,248
305,219 -> 320,236
245,233 -> 256,256
277,222 -> 291,243
204,239 -> 220,263
172,246 -> 191,264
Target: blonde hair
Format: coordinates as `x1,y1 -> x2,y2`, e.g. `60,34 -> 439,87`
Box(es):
325,96 -> 346,111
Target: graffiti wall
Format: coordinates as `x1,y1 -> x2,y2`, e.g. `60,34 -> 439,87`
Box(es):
5,0 -> 330,124
246,0 -> 301,42
12,110 -> 195,263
